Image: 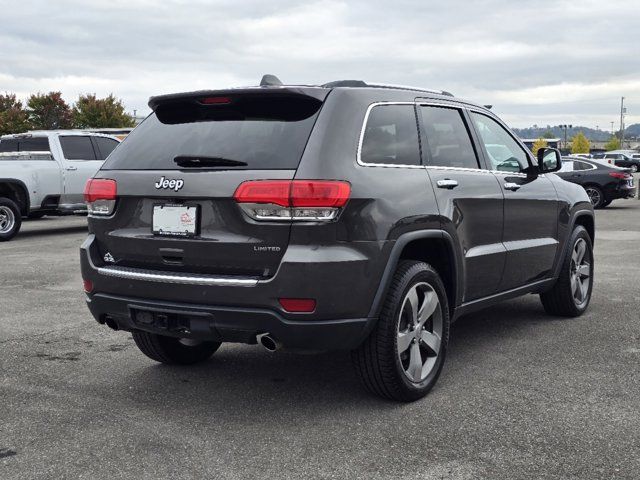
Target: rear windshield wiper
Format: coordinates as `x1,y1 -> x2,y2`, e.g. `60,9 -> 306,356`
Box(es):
173,155 -> 248,168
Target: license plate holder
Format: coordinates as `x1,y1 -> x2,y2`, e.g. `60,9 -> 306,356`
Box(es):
152,204 -> 199,237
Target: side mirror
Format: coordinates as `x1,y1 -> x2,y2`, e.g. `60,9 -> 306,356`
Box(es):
537,147 -> 562,173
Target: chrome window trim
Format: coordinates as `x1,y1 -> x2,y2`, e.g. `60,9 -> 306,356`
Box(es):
98,265 -> 259,287
356,102 -> 424,169
425,165 -> 492,174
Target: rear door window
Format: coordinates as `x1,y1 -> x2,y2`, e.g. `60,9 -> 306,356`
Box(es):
60,136 -> 97,160
92,137 -> 120,160
360,104 -> 421,166
102,95 -> 323,170
419,106 -> 479,169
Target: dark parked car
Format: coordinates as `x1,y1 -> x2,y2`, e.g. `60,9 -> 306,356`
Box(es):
80,77 -> 595,401
558,157 -> 635,208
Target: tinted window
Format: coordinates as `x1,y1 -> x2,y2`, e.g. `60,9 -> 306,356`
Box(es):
0,137 -> 50,152
361,105 -> 421,166
574,160 -> 594,171
60,136 -> 97,160
420,106 -> 478,169
93,137 -> 119,160
470,112 -> 530,172
103,95 -> 322,170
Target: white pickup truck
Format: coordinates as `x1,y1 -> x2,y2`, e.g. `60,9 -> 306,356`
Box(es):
0,130 -> 120,241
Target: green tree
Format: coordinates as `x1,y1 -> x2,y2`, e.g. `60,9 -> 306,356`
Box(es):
604,136 -> 621,151
542,130 -> 555,139
571,131 -> 590,154
0,93 -> 31,135
73,94 -> 135,128
26,91 -> 73,130
531,137 -> 548,155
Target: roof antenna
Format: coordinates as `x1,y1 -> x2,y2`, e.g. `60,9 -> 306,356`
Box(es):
260,74 -> 283,87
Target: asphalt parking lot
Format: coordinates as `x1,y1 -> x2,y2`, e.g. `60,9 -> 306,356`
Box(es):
1,199 -> 640,480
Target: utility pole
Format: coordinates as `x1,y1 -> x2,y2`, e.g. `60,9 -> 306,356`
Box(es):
619,97 -> 626,149
611,121 -> 615,134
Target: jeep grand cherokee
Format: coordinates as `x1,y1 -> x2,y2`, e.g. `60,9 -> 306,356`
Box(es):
80,76 -> 595,401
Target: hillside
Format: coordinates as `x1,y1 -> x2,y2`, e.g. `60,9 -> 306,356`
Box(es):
512,123 -> 640,141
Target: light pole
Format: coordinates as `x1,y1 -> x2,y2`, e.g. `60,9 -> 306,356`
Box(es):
559,124 -> 573,152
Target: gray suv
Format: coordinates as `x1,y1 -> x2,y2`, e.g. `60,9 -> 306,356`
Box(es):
80,77 -> 595,401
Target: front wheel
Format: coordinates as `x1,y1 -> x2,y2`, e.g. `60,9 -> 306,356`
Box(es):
352,260 -> 450,402
132,331 -> 221,365
630,164 -> 638,173
540,225 -> 593,317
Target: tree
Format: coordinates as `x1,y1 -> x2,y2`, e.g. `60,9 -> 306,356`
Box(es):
571,131 -> 590,154
0,93 -> 31,135
73,94 -> 135,128
531,137 -> 548,155
26,92 -> 73,130
604,136 -> 621,151
542,130 -> 555,139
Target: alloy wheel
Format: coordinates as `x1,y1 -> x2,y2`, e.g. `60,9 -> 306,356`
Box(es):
0,206 -> 16,234
396,282 -> 443,383
570,238 -> 591,307
585,187 -> 601,207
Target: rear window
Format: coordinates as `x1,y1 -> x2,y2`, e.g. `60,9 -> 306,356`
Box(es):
0,137 -> 50,152
93,137 -> 120,160
102,95 -> 323,170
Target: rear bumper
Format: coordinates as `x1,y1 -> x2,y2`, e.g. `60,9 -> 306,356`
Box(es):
80,234 -> 387,350
86,292 -> 371,350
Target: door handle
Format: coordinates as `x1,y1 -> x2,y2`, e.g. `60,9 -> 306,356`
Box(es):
65,166 -> 78,171
436,179 -> 458,189
504,182 -> 521,191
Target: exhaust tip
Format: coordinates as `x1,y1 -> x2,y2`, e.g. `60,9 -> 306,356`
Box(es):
104,317 -> 119,331
256,333 -> 280,352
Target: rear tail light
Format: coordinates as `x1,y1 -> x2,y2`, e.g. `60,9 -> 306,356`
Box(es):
84,178 -> 117,216
83,279 -> 94,293
234,180 -> 351,221
609,172 -> 630,179
278,298 -> 316,313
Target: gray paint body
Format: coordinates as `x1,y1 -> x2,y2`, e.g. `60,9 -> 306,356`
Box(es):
80,86 -> 594,350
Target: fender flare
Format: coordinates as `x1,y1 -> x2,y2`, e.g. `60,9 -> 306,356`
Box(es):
551,208 -> 594,279
367,229 -> 463,319
0,178 -> 31,215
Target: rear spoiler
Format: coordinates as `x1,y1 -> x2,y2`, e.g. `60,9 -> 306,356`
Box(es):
148,86 -> 330,111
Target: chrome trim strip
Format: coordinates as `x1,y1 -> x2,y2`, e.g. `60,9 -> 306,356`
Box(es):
425,165 -> 492,174
98,266 -> 259,287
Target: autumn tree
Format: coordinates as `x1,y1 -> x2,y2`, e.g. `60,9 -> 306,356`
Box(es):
73,94 -> 135,128
0,93 -> 31,135
570,131 -> 590,154
531,137 -> 548,155
604,136 -> 621,151
26,91 -> 74,130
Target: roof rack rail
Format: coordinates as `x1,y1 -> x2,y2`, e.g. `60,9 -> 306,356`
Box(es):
321,80 -> 453,97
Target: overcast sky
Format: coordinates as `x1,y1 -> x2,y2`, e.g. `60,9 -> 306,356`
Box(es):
1,0 -> 638,128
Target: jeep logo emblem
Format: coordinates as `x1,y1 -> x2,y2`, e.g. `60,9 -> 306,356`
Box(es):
155,176 -> 184,192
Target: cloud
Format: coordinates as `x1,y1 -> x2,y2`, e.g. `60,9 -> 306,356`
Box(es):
0,0 -> 638,127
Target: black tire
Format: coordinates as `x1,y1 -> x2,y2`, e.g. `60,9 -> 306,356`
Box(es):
584,185 -> 604,209
600,199 -> 612,208
540,225 -> 593,317
132,331 -> 221,365
352,260 -> 450,402
0,197 -> 22,242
